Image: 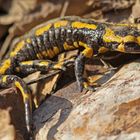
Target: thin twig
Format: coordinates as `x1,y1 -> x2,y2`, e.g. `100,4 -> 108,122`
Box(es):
60,0 -> 69,17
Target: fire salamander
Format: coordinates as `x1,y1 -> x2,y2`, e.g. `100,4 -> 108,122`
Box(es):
0,16 -> 140,134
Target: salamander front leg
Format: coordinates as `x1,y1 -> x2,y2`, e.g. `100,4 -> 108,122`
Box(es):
75,54 -> 96,92
75,54 -> 85,91
0,75 -> 32,134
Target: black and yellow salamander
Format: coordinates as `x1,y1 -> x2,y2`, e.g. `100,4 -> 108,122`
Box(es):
0,16 -> 140,134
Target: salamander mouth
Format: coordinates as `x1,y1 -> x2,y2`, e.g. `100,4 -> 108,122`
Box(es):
126,48 -> 140,53
126,50 -> 140,54
125,43 -> 140,54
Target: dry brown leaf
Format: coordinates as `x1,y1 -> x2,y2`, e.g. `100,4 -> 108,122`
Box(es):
37,74 -> 61,104
0,0 -> 37,24
101,0 -> 134,12
0,2 -> 62,59
0,88 -> 26,139
36,50 -> 78,104
129,0 -> 140,23
0,109 -> 15,140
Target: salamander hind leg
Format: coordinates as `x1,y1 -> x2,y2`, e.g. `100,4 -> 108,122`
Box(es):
18,57 -> 76,75
0,75 -> 32,134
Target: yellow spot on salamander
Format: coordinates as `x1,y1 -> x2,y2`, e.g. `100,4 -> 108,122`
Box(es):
73,42 -> 79,48
72,22 -> 97,30
26,38 -> 31,43
79,41 -> 93,58
36,53 -> 43,59
34,97 -> 39,108
63,42 -> 75,50
53,47 -> 59,55
54,20 -> 68,28
2,75 -> 7,83
21,61 -> 33,65
123,35 -> 136,43
117,43 -> 125,52
53,62 -> 64,70
0,59 -> 11,74
35,23 -> 52,36
82,48 -> 93,58
42,48 -> 58,58
10,40 -> 25,57
98,47 -> 109,53
123,36 -> 140,45
47,49 -> 55,58
15,81 -> 29,102
59,53 -> 65,61
137,37 -> 140,45
103,28 -> 122,43
83,82 -> 88,89
79,41 -> 88,48
39,61 -> 49,66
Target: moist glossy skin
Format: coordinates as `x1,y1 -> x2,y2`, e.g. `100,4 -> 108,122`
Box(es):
0,16 -> 140,135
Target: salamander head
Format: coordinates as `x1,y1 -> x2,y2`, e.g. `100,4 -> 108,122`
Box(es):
115,36 -> 140,54
103,26 -> 140,54
119,43 -> 140,54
